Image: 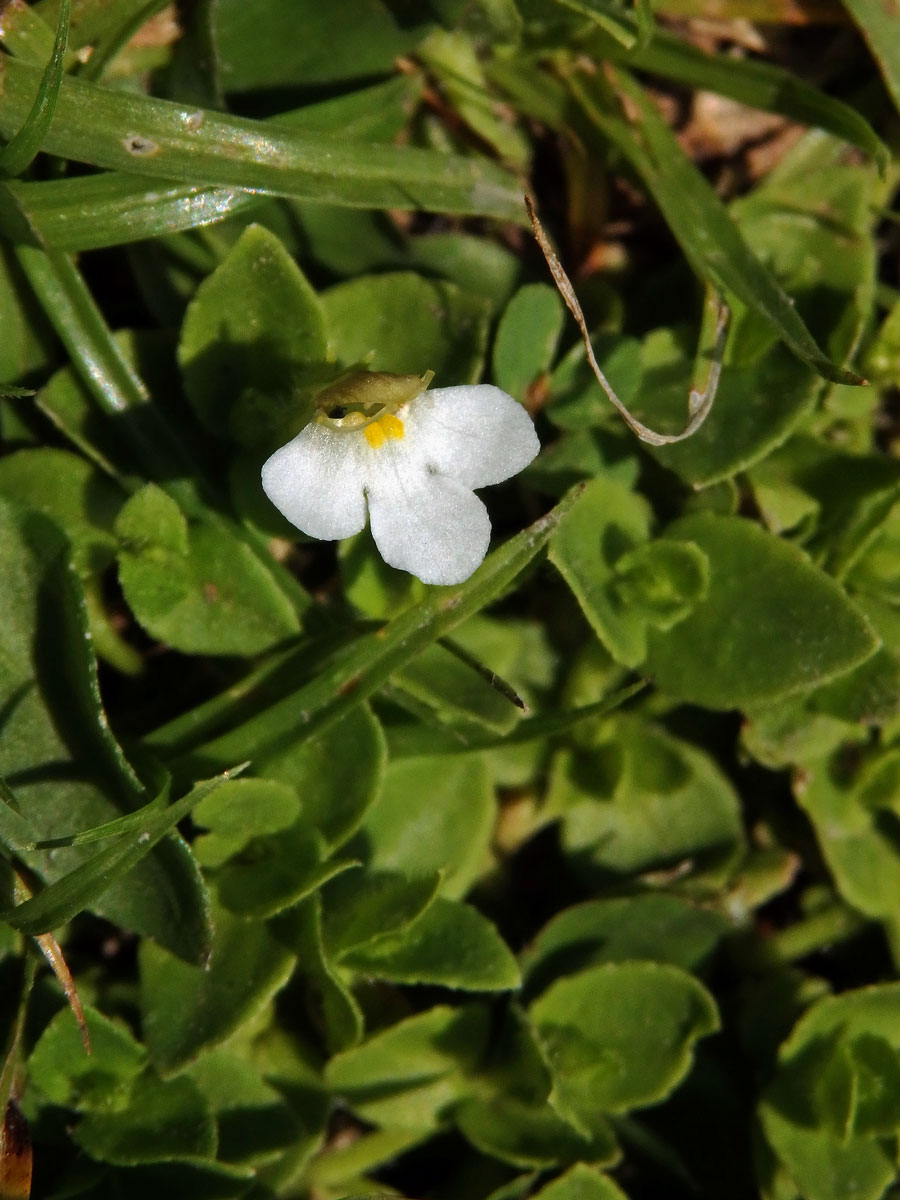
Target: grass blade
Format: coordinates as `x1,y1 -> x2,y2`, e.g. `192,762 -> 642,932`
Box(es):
568,66 -> 866,385
0,0 -> 70,179
169,498 -> 576,776
596,21 -> 887,170
0,768 -> 244,936
386,679 -> 649,757
2,173 -> 264,252
13,242 -> 194,486
0,57 -> 525,221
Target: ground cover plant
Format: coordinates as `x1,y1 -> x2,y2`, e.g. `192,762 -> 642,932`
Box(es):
1,1 -> 900,1197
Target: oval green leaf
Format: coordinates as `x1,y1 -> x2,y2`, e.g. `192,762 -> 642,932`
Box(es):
530,961 -> 720,1122
643,514 -> 878,708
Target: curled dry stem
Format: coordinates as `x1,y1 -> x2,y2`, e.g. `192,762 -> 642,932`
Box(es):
526,195 -> 730,446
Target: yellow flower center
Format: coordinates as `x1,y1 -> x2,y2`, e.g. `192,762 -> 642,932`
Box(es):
364,412 -> 405,449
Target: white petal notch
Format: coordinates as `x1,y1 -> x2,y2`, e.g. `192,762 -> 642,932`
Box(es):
261,371 -> 540,586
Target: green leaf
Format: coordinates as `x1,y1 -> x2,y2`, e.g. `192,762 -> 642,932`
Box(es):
321,272 -> 491,385
0,74 -> 424,252
0,499 -> 211,960
810,646 -> 900,727
729,130 -> 877,360
0,171 -> 260,253
409,231 -> 520,310
419,29 -> 530,165
192,778 -> 301,868
340,895 -> 521,991
526,429 -> 638,498
865,292 -> 900,387
760,985 -> 900,1200
13,244 -> 192,487
0,775 -> 38,855
0,771 -> 229,938
554,0 -> 643,46
350,756 -> 495,899
185,1049 -> 308,1166
306,1130 -> 429,1188
274,72 -> 425,141
741,693 -> 861,772
25,798 -> 178,852
70,0 -> 173,83
469,0 -> 525,40
530,962 -> 720,1124
812,1034 -> 857,1139
0,0 -> 69,178
321,870 -> 442,959
643,514 -> 878,708
548,716 -> 744,884
571,68 -> 865,385
633,329 -> 822,489
797,747 -> 900,922
28,1006 -> 147,1113
849,1034 -> 900,1136
393,640 -> 524,736
340,529 -> 430,619
28,328 -> 171,487
455,1097 -> 619,1169
532,1164 -> 629,1200
140,900 -> 296,1076
544,332 -> 642,435
582,15 -> 887,169
75,1073 -> 217,1165
13,267 -> 308,659
850,509 -> 900,607
215,821 -> 355,919
293,201 -> 519,300
385,680 -> 647,760
493,283 -> 566,401
84,1161 -> 254,1199
747,436 -> 900,582
260,705 -> 386,850
116,482 -> 187,554
0,57 -> 525,221
177,223 -> 327,440
451,611 -> 556,706
523,895 -> 730,1001
326,1005 -> 490,1130
0,446 -> 122,575
272,895 -> 364,1053
116,483 -> 301,655
212,0 -> 430,90
609,540 -> 709,630
0,243 -> 54,385
0,0 -> 56,61
174,499 -> 570,774
548,477 -> 654,668
843,0 -> 900,116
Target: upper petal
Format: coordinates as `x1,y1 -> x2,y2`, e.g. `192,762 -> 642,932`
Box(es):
402,384 -> 539,490
365,444 -> 491,585
261,422 -> 367,541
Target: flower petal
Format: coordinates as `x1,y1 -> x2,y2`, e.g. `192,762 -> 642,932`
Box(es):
365,444 -> 491,585
261,423 -> 367,541
402,384 -> 539,489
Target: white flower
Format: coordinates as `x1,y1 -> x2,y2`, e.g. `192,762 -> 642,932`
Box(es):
261,375 -> 539,586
